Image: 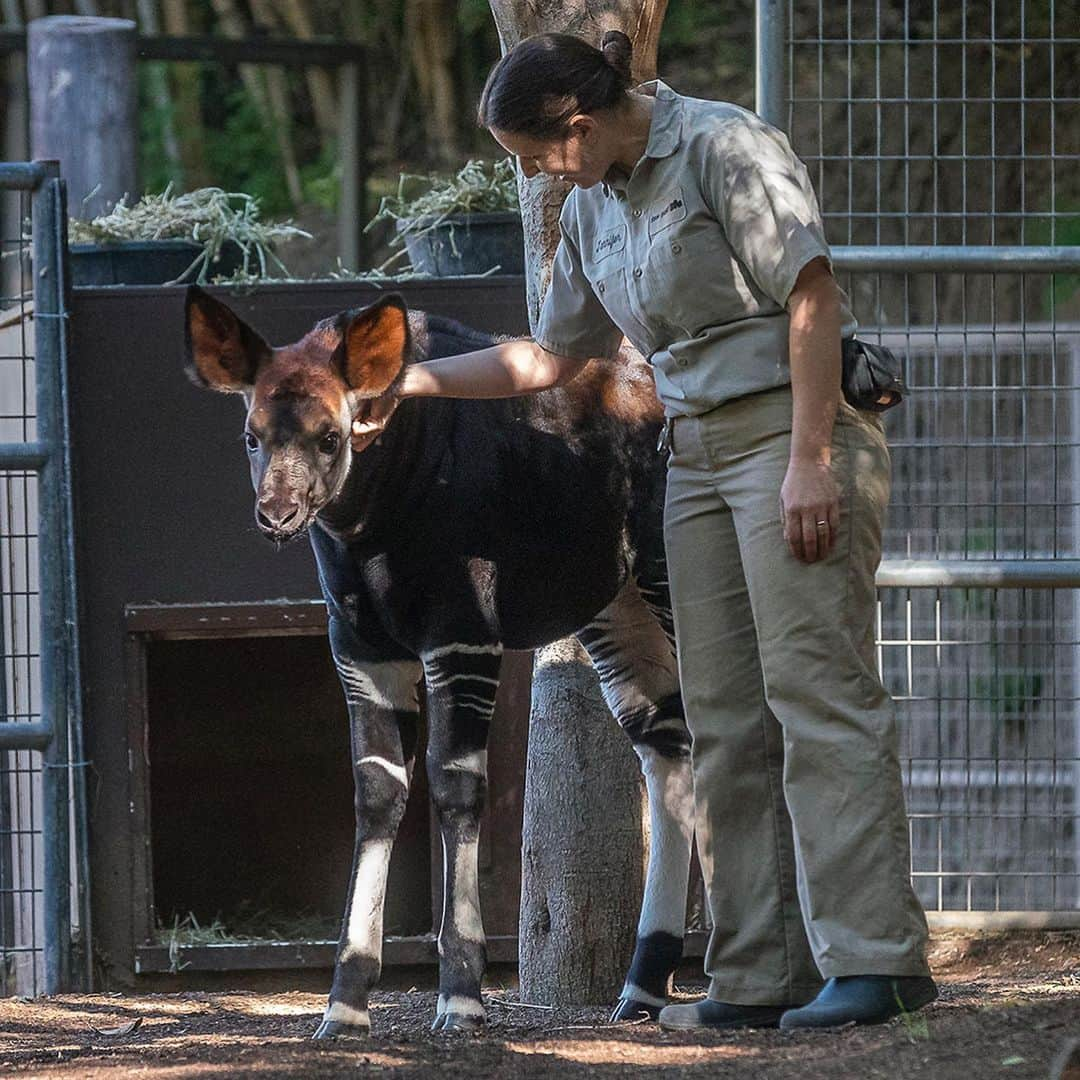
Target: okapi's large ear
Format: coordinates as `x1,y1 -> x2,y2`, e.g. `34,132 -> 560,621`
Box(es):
184,285 -> 271,393
336,295 -> 410,399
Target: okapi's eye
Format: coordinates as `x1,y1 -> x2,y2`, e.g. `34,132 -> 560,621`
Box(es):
244,431 -> 259,453
319,431 -> 341,456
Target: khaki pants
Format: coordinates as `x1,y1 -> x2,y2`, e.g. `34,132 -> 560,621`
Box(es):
664,384 -> 930,1006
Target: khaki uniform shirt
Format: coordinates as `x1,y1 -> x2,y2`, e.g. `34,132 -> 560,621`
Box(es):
533,80 -> 857,417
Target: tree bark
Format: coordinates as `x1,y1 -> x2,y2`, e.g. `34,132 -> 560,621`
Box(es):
28,15 -> 139,219
487,0 -> 669,1006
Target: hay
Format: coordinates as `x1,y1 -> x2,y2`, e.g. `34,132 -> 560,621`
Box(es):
364,158 -> 520,274
67,186 -> 312,284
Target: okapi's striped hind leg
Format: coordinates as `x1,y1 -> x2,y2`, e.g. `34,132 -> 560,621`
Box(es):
576,579 -> 695,1022
313,632 -> 423,1041
422,642 -> 503,1034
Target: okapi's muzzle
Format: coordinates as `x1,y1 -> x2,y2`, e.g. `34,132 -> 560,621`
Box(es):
255,494 -> 306,541
253,465 -> 318,543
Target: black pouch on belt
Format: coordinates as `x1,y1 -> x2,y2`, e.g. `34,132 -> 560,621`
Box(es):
841,336 -> 906,412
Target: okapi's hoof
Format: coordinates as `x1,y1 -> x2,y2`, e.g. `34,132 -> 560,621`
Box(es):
312,1014 -> 370,1041
431,1010 -> 486,1034
610,996 -> 663,1023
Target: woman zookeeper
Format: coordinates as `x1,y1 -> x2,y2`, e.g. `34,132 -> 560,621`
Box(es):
353,30 -> 938,1031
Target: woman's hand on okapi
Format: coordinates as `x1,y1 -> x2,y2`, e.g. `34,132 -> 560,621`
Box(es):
779,458 -> 840,564
350,393 -> 400,452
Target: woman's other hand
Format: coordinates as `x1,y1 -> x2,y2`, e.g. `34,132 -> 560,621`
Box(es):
351,393 -> 400,452
780,459 -> 840,563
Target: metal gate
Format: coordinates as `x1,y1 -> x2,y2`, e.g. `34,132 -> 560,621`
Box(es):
0,161 -> 88,992
758,0 -> 1080,924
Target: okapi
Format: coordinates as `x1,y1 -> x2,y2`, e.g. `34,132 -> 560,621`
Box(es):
183,286 -> 696,1039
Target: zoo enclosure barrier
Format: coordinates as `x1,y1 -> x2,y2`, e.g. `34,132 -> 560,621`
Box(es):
746,0 -> 1080,926
0,161 -> 87,994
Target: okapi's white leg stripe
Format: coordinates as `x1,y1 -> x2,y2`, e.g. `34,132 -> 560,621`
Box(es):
437,994 -> 485,1018
637,746 -> 695,938
424,642 -> 504,660
444,749 -> 487,777
442,673 -> 500,686
618,982 -> 668,1009
336,660 -> 421,713
452,837 -> 485,944
356,755 -> 409,788
341,839 -> 392,961
422,670 -> 500,691
438,834 -> 485,948
323,1001 -> 371,1027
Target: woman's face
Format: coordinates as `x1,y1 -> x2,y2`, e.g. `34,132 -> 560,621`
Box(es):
490,117 -> 613,189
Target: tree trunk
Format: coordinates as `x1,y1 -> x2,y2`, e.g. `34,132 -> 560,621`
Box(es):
486,0 -> 669,1006
519,639 -> 645,1005
28,15 -> 139,219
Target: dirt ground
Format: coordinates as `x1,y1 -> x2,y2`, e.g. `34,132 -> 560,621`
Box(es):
1,931 -> 1077,1079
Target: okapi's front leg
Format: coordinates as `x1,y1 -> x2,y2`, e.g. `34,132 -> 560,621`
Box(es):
422,642 -> 502,1033
577,580 -> 695,1022
314,619 -> 422,1041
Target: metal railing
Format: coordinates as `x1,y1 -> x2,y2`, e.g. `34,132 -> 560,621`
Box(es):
0,161 -> 85,993
757,0 -> 1080,925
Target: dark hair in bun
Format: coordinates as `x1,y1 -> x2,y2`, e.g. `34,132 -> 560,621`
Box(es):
478,31 -> 634,139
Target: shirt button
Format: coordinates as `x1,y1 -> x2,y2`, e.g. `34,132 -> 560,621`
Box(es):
632,209 -> 642,218
671,242 -> 682,254
633,267 -> 643,279
677,358 -> 689,368
598,283 -> 605,294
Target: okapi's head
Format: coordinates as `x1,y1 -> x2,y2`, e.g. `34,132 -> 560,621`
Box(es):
184,286 -> 409,542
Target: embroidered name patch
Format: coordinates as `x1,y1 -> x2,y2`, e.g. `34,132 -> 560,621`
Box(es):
648,188 -> 687,238
594,225 -> 627,263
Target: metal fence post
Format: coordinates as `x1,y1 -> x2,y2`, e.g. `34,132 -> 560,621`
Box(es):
32,161 -> 73,994
755,0 -> 786,128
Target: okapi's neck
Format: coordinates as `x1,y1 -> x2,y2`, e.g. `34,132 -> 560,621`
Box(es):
315,391 -> 452,542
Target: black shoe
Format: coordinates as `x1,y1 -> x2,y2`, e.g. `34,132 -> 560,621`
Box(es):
779,975 -> 938,1031
658,998 -> 786,1032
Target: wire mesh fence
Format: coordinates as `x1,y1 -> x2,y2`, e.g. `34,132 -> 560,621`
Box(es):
0,165 -> 82,995
784,0 -> 1080,915
0,184 -> 45,994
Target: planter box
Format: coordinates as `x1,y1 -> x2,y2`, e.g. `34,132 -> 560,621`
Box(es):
397,211 -> 524,276
69,239 -> 245,286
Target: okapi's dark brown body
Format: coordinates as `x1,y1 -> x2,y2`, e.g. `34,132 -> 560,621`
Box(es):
185,290 -> 694,1038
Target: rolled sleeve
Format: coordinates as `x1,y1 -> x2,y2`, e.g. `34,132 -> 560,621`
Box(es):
534,216 -> 623,362
710,119 -> 833,308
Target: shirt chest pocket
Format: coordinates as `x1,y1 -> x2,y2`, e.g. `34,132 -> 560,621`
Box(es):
640,228 -> 746,338
586,260 -> 632,328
